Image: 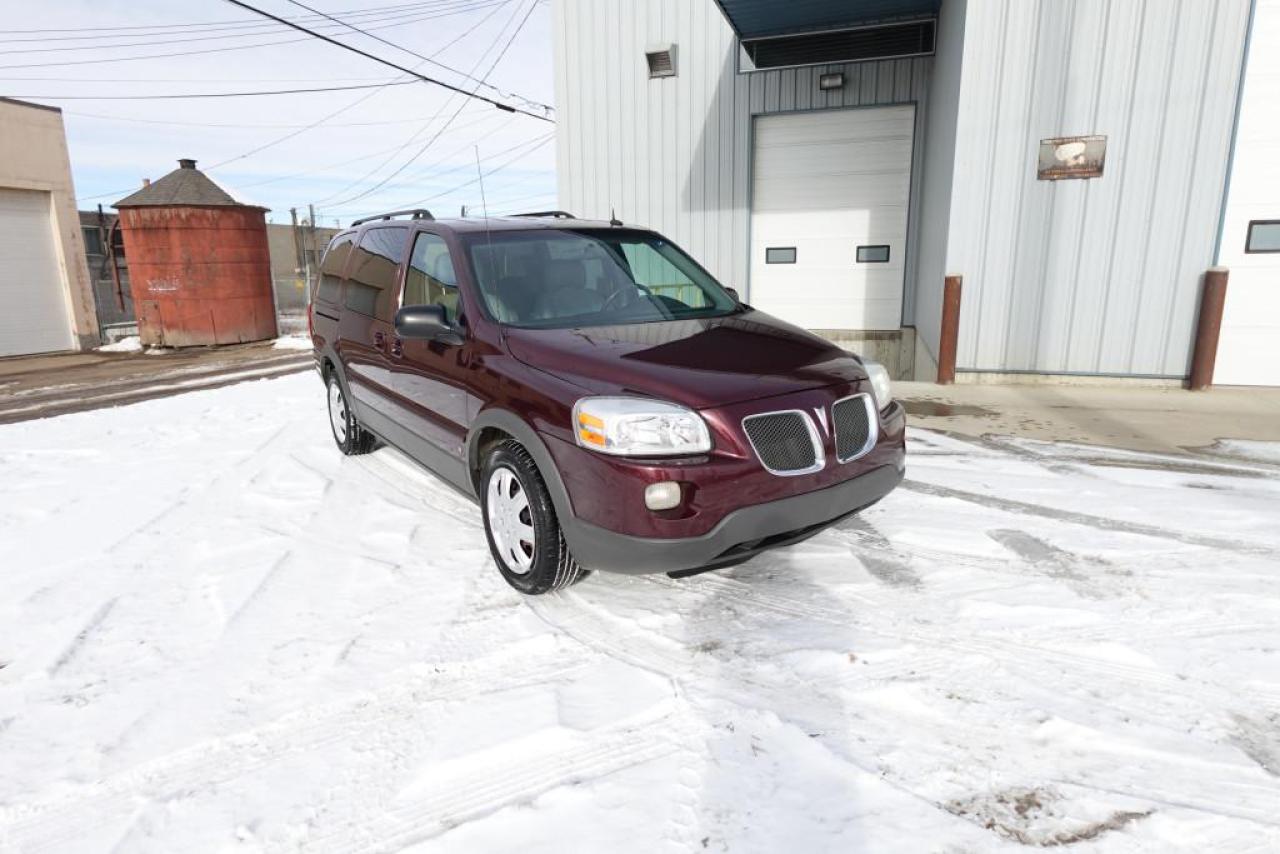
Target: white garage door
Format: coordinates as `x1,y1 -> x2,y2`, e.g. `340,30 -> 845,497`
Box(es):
1215,0 -> 1280,386
749,105 -> 915,331
0,188 -> 73,357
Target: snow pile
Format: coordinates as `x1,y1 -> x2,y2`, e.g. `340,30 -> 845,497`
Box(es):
96,336 -> 142,353
272,335 -> 314,351
0,374 -> 1277,852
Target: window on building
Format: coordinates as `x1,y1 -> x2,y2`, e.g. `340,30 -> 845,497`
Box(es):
1245,220 -> 1280,254
345,227 -> 408,319
404,233 -> 460,323
766,247 -> 796,264
82,226 -> 103,256
316,232 -> 355,305
856,245 -> 891,263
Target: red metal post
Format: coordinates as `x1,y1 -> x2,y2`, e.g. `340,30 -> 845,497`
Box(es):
937,275 -> 962,385
1189,267 -> 1229,391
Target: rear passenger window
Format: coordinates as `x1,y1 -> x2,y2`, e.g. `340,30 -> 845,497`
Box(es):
405,233 -> 460,324
316,232 -> 354,305
345,227 -> 408,320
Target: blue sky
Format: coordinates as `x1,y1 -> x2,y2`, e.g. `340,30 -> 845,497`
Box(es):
3,0 -> 558,226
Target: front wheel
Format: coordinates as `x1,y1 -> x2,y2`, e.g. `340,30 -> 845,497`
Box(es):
481,440 -> 588,595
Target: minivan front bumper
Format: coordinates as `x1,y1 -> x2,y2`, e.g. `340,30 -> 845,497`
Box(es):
560,460 -> 903,574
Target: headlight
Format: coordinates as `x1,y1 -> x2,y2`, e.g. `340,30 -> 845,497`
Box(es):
863,360 -> 893,409
573,396 -> 712,456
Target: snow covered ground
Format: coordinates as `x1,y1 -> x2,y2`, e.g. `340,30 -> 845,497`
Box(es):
1,373 -> 1278,853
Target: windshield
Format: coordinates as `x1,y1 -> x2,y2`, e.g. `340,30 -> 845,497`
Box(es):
463,229 -> 739,329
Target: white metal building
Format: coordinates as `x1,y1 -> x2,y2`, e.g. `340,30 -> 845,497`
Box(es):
552,0 -> 1280,385
0,98 -> 98,357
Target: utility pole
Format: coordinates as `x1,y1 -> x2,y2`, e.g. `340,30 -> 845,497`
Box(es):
306,203 -> 319,304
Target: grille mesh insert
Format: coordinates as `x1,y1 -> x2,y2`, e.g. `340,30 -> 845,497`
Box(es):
743,411 -> 817,473
833,395 -> 873,462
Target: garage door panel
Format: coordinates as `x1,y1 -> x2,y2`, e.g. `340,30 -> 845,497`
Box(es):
750,106 -> 915,331
0,188 -> 73,357
1215,0 -> 1280,386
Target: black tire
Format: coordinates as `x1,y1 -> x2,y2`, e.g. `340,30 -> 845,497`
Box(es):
326,370 -> 376,456
481,439 -> 589,595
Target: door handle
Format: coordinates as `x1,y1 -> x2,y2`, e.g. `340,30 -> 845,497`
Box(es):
391,336 -> 403,358
374,331 -> 386,349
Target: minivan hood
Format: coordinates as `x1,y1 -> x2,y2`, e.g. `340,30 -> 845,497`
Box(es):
503,310 -> 867,409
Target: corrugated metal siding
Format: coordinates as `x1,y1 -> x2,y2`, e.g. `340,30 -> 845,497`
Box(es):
553,0 -> 932,322
946,0 -> 1252,376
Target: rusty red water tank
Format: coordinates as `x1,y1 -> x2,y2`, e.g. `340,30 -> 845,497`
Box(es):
114,159 -> 276,347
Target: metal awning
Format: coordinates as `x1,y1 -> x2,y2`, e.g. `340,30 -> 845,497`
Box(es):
713,0 -> 940,40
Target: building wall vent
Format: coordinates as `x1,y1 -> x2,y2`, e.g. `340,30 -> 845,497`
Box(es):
742,19 -> 935,70
646,44 -> 677,78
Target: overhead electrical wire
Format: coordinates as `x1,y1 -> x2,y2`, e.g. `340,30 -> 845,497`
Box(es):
330,131 -> 553,218
0,0 -> 508,71
62,107 -> 490,128
316,0 -> 543,210
234,110 -> 510,191
310,0 -> 529,206
205,0 -> 514,171
0,1 -> 482,50
220,0 -> 551,122
72,0 -> 526,204
283,0 -> 546,113
13,81 -> 425,101
2,0 -> 453,35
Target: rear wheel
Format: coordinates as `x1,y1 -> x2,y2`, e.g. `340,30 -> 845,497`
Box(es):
481,440 -> 588,595
326,371 -> 375,455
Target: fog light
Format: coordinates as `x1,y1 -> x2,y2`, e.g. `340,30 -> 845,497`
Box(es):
644,481 -> 682,511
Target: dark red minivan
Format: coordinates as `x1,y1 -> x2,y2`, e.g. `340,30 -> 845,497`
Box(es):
310,210 -> 905,594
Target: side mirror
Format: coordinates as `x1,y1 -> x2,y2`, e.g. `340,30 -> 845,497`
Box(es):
724,286 -> 741,302
396,304 -> 453,340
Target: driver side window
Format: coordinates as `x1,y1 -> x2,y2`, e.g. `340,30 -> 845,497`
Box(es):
404,232 -> 460,323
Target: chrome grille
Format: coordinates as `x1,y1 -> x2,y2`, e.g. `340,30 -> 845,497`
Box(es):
833,393 -> 877,462
742,410 -> 823,475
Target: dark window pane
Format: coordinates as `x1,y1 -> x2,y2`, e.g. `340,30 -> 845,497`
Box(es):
405,233 -> 460,323
316,232 -> 354,305
345,227 -> 407,319
1246,221 -> 1280,253
82,226 -> 103,256
856,245 -> 891,263
766,247 -> 796,264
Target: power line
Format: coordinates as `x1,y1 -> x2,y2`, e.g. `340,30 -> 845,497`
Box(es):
283,0 -> 548,113
0,1 -> 473,49
220,0 -> 551,122
0,1 -> 507,71
318,0 -> 543,209
206,0 -> 514,170
63,107 -> 489,128
13,81 -> 425,101
310,0 -> 530,206
329,131 -> 553,218
0,0 -> 445,34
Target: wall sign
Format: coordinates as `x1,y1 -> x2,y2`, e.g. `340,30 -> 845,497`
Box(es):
1037,135 -> 1106,180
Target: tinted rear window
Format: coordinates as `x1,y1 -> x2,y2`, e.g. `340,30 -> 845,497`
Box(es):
345,227 -> 408,320
316,232 -> 354,305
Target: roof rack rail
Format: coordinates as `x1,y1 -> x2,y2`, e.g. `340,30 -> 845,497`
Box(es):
350,208 -> 434,227
511,210 -> 575,219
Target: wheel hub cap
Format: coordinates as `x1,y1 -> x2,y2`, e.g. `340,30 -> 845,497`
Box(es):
487,466 -> 535,573
328,381 -> 348,443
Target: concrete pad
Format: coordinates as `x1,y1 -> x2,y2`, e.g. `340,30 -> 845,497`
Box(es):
896,381 -> 1280,455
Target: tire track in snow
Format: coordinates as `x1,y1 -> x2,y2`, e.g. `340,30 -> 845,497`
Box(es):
0,648 -> 589,852
304,714 -> 697,854
901,479 -> 1280,558
47,598 -> 117,677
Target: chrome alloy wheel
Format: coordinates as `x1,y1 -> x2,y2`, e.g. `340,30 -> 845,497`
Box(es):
328,379 -> 349,443
487,465 -> 535,573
